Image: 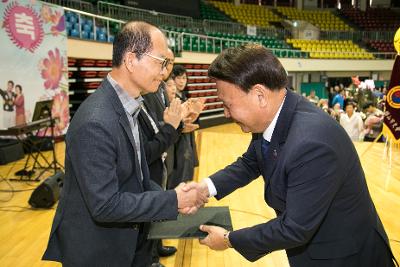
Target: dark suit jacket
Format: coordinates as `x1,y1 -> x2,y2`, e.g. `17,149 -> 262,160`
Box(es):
143,84 -> 176,178
210,89 -> 394,266
142,82 -> 169,123
138,101 -> 180,186
42,78 -> 179,267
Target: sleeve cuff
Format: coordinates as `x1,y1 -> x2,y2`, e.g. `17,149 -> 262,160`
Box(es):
203,177 -> 217,197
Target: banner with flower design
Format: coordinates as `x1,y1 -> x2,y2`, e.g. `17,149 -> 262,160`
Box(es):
0,0 -> 69,136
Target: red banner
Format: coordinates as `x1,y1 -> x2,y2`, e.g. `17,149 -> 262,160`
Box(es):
383,54 -> 400,143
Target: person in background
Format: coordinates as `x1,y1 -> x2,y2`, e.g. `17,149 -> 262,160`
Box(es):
332,88 -> 345,109
340,101 -> 364,141
306,89 -> 319,105
317,99 -> 329,113
138,96 -> 183,267
143,48 -> 175,124
329,102 -> 343,122
141,48 -> 180,262
0,80 -> 16,128
363,101 -> 384,142
168,65 -> 204,189
165,76 -> 177,103
14,84 -> 26,125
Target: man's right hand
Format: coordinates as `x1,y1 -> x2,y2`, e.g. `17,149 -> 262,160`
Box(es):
175,182 -> 209,215
163,99 -> 182,129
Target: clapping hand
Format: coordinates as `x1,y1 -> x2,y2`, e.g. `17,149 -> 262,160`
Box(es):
182,122 -> 199,133
182,98 -> 206,123
163,98 -> 182,129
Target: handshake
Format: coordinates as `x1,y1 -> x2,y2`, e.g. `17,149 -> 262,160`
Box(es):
175,181 -> 209,215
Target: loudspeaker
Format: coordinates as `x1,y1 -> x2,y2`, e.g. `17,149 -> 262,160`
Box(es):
0,139 -> 24,165
29,171 -> 64,208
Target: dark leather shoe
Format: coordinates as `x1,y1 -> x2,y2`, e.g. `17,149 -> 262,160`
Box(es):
158,245 -> 177,257
151,263 -> 165,267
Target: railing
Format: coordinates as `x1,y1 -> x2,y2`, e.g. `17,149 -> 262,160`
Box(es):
48,0 -> 396,44
202,19 -> 247,35
64,6 -> 396,60
42,0 -> 94,13
97,1 -> 194,29
320,30 -> 395,42
64,7 -> 124,42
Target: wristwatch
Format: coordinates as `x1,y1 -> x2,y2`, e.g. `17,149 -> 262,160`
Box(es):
223,231 -> 232,248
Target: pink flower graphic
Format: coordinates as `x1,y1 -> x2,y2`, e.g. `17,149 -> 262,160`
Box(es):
52,91 -> 70,135
39,91 -> 69,136
41,48 -> 64,90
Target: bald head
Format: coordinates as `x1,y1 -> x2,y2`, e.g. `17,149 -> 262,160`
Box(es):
112,21 -> 164,67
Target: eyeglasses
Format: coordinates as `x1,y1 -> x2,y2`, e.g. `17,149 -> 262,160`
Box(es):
144,53 -> 170,70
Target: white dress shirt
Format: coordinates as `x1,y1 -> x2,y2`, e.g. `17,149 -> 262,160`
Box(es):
340,112 -> 364,141
204,97 -> 286,197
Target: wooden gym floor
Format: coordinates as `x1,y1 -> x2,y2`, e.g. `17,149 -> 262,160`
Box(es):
0,123 -> 399,267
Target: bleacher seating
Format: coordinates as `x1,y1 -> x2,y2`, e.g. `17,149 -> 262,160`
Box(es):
65,10 -> 116,42
63,3 -> 395,60
209,1 -> 281,28
365,40 -> 395,53
339,7 -> 400,31
287,39 -> 374,59
277,7 -> 352,31
200,1 -> 231,21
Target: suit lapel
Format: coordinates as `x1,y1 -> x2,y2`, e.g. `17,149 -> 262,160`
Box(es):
102,78 -> 145,189
163,88 -> 170,107
262,90 -> 300,183
155,89 -> 166,109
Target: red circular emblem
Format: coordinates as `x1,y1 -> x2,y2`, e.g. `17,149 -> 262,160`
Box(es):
3,2 -> 44,52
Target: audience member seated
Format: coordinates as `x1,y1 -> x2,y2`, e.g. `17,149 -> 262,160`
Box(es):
363,101 -> 384,142
307,89 -> 319,105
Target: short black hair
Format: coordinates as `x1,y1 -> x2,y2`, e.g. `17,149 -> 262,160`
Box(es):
112,21 -> 154,67
8,80 -> 14,87
172,65 -> 187,79
208,44 -> 287,92
15,84 -> 22,92
363,101 -> 374,110
344,100 -> 355,108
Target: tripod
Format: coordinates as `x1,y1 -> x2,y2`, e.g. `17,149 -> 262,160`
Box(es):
11,107 -> 64,182
33,107 -> 64,181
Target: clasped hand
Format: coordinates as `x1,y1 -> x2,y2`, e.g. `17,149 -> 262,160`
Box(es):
175,181 -> 209,215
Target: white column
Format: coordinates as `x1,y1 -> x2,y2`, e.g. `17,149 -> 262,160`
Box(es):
360,0 -> 367,11
296,0 -> 303,10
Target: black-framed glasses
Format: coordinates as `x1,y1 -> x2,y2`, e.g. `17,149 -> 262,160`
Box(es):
144,52 -> 170,70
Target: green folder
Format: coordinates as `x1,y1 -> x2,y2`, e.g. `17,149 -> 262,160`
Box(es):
148,206 -> 233,239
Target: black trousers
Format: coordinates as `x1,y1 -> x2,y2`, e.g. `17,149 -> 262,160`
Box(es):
131,224 -> 154,267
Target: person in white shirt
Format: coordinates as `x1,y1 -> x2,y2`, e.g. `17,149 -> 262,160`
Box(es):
340,101 -> 364,141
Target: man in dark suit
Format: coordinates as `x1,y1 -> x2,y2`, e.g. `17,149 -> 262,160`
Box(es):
141,48 -> 180,260
139,97 -> 182,265
42,21 -> 207,267
143,48 -> 174,124
143,48 -> 176,183
186,44 -> 397,266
